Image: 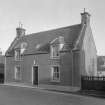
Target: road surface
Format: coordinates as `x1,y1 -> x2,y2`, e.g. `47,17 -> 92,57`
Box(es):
0,85 -> 105,105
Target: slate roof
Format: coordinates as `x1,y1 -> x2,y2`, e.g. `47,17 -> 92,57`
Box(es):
6,24 -> 83,56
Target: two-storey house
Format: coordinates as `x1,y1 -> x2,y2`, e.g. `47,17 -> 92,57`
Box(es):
5,11 -> 97,88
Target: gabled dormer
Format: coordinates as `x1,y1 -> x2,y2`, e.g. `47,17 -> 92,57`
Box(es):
50,36 -> 64,58
14,42 -> 27,61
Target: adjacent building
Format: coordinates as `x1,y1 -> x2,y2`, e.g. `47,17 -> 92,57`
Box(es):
0,50 -> 5,74
0,50 -> 5,83
5,11 -> 97,88
97,56 -> 105,76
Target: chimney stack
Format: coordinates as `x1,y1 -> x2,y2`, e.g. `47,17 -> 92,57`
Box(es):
81,8 -> 91,25
16,22 -> 25,38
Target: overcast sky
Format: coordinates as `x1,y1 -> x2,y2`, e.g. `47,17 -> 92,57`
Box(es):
0,0 -> 104,55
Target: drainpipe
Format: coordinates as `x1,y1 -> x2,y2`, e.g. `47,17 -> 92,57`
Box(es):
4,56 -> 6,84
71,50 -> 73,87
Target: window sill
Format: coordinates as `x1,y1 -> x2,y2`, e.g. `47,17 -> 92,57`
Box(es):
14,78 -> 21,81
14,59 -> 23,61
50,57 -> 60,59
51,79 -> 60,82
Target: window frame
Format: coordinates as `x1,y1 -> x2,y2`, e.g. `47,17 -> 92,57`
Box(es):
50,45 -> 60,59
21,42 -> 27,54
51,65 -> 60,82
14,65 -> 21,80
15,49 -> 23,61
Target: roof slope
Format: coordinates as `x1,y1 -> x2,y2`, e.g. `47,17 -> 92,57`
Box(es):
6,24 -> 82,56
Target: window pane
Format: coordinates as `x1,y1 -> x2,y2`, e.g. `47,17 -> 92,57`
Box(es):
56,73 -> 59,78
52,66 -> 60,81
51,46 -> 59,57
15,49 -> 22,60
15,66 -> 21,80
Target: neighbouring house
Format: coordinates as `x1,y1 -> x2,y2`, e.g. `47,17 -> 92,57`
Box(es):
97,56 -> 105,76
5,11 -> 97,88
0,50 -> 5,83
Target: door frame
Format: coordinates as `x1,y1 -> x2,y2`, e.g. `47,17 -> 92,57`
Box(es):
32,65 -> 38,85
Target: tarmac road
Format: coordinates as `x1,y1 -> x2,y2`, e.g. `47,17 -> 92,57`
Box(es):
0,85 -> 105,105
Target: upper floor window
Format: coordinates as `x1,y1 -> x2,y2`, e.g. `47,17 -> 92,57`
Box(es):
59,36 -> 64,50
50,36 -> 64,58
20,42 -> 27,54
14,42 -> 27,61
15,49 -> 22,61
51,45 -> 59,58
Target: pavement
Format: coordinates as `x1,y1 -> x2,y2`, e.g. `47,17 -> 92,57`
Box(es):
4,82 -> 80,92
78,90 -> 105,98
2,82 -> 105,98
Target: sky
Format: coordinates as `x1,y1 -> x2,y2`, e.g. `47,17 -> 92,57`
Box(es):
0,0 -> 104,55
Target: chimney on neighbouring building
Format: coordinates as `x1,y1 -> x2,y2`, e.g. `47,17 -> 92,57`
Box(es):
16,22 -> 25,38
81,8 -> 91,25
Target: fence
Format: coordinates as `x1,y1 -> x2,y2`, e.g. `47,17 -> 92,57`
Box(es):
81,76 -> 105,91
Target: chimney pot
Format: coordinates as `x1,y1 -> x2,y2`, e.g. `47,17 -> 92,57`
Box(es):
16,27 -> 25,38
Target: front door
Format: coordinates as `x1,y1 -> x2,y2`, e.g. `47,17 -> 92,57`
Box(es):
33,66 -> 38,85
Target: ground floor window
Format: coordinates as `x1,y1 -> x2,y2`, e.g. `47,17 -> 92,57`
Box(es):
14,66 -> 21,80
51,66 -> 60,81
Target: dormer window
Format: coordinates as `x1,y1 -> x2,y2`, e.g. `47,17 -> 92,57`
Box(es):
51,45 -> 59,58
15,49 -> 22,61
50,36 -> 64,58
59,36 -> 64,50
21,42 -> 27,54
14,42 -> 27,61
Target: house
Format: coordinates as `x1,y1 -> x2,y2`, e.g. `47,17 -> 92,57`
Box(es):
97,56 -> 105,76
5,11 -> 97,88
0,50 -> 5,83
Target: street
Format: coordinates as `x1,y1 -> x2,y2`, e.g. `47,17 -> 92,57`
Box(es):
0,85 -> 105,105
